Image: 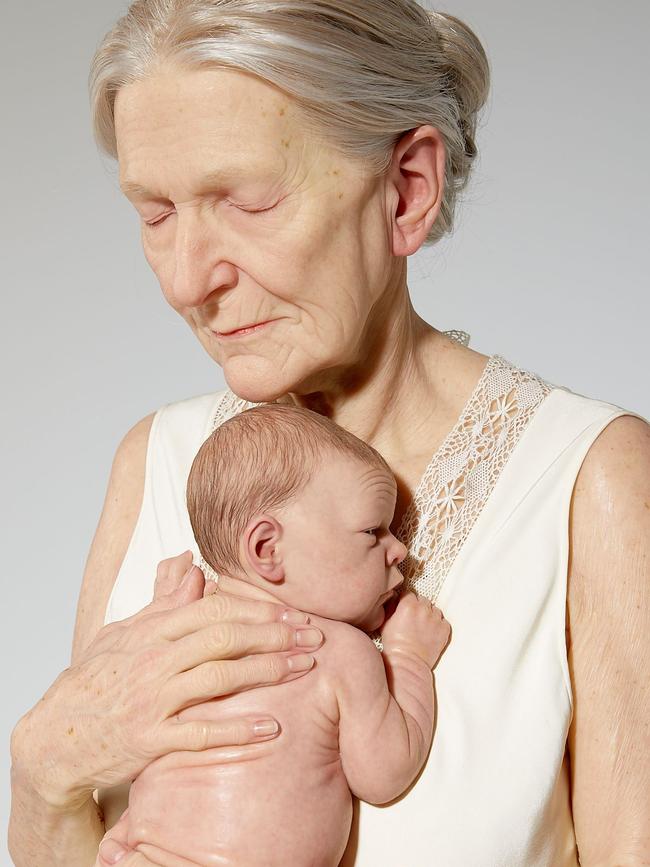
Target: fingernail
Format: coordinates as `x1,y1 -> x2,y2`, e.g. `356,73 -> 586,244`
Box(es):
295,627 -> 323,648
281,608 -> 310,625
253,719 -> 279,737
99,838 -> 128,863
288,653 -> 315,672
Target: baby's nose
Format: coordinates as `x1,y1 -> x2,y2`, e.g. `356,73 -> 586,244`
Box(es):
388,536 -> 408,565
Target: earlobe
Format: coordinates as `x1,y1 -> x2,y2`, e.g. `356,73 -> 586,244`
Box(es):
389,125 -> 446,257
244,515 -> 286,584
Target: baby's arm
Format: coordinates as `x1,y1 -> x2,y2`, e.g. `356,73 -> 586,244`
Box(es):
334,593 -> 450,805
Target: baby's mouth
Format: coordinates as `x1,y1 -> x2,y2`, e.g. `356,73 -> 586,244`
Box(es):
381,591 -> 400,619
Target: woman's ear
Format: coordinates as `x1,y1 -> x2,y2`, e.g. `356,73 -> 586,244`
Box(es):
388,124 -> 446,257
244,515 -> 286,583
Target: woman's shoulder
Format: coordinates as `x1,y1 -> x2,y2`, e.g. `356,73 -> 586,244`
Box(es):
156,386 -> 230,428
148,386 -> 232,449
504,355 -> 647,430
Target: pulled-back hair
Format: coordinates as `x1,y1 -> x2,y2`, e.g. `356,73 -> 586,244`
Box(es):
186,403 -> 392,576
89,0 -> 490,245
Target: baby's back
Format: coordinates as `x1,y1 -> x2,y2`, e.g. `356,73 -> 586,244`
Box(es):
127,615 -> 356,866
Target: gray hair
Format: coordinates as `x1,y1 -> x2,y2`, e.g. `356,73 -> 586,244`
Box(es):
89,0 -> 490,245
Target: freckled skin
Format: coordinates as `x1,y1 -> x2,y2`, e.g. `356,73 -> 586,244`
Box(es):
113,64 -> 405,406
99,61 -> 457,866
95,457 -> 449,866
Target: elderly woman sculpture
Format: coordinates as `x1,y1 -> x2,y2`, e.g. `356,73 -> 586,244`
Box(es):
9,1 -> 649,866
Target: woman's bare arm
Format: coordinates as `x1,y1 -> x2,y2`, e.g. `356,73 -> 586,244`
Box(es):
10,408 -> 321,867
9,411 -> 155,866
567,414 -> 650,866
70,412 -> 155,669
71,412 -> 157,830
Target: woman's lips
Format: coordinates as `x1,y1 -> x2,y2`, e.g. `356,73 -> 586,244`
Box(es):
214,319 -> 277,339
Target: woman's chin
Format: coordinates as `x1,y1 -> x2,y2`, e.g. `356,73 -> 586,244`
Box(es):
223,370 -> 285,404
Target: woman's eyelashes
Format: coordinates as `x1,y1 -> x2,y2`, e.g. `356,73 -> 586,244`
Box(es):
144,200 -> 277,229
145,213 -> 172,229
227,200 -> 279,215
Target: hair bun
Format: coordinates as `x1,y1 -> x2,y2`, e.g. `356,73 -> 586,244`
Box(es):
429,11 -> 490,159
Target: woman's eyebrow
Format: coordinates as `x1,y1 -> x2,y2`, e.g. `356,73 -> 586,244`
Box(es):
119,166 -> 271,198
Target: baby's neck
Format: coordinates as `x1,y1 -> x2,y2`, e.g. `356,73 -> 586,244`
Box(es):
213,573 -> 287,608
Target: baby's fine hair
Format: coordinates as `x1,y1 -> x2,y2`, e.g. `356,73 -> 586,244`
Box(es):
186,402 -> 393,577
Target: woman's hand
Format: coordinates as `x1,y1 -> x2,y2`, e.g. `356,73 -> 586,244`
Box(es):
13,551 -> 324,812
97,807 -> 171,866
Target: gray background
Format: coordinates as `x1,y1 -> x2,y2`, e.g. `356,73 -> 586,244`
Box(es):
2,0 -> 648,860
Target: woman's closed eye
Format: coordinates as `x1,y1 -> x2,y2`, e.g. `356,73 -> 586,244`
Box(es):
144,200 -> 278,229
227,200 -> 279,215
145,212 -> 173,229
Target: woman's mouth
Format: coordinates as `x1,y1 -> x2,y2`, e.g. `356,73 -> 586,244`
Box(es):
214,319 -> 277,340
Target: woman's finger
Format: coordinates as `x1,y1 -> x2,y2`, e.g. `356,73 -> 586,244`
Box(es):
162,650 -> 316,714
97,807 -> 131,865
151,589 -> 311,642
103,851 -> 169,867
156,713 -> 284,753
152,550 -> 194,600
133,843 -> 200,867
169,620 -> 324,672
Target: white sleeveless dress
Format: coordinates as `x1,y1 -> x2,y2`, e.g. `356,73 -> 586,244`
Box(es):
103,348 -> 645,866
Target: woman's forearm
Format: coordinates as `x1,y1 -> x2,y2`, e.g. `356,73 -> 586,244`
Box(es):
9,755 -> 104,867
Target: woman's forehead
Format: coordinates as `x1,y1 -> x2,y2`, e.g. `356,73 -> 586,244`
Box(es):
115,65 -> 306,179
116,64 -> 294,123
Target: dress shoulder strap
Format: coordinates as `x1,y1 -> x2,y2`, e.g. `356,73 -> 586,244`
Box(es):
103,389 -> 227,624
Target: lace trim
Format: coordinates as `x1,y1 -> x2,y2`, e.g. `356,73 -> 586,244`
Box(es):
205,338 -> 552,633
393,354 -> 551,603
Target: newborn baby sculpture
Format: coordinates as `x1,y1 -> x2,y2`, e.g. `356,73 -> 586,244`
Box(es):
97,403 -> 451,866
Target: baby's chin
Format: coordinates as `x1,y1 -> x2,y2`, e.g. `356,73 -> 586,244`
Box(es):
360,602 -> 389,633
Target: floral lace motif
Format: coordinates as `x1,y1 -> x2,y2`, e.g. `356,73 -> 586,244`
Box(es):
392,354 -> 551,605
206,336 -> 552,624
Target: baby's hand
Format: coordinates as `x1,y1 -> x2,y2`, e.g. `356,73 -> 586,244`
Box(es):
380,592 -> 451,669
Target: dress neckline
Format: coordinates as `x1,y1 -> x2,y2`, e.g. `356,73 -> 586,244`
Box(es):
393,353 -> 500,545
207,350 -> 552,611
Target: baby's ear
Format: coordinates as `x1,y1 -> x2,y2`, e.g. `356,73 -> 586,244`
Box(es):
245,515 -> 286,583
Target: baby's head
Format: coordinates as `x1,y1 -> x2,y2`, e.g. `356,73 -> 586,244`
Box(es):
186,404 -> 406,632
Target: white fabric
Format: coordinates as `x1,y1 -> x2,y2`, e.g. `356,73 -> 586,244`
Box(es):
103,353 -> 644,866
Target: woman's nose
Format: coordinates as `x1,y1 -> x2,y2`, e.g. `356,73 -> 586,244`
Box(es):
170,212 -> 237,307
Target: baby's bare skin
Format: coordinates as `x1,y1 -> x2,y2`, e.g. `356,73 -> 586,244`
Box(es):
99,599 -> 448,866
97,456 -> 451,866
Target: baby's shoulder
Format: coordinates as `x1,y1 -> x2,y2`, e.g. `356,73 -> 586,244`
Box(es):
309,615 -> 382,680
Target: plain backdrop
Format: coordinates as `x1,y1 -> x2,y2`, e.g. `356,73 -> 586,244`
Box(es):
2,0 -> 648,860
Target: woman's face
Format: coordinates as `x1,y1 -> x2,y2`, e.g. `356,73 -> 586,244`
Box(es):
114,64 -> 405,402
